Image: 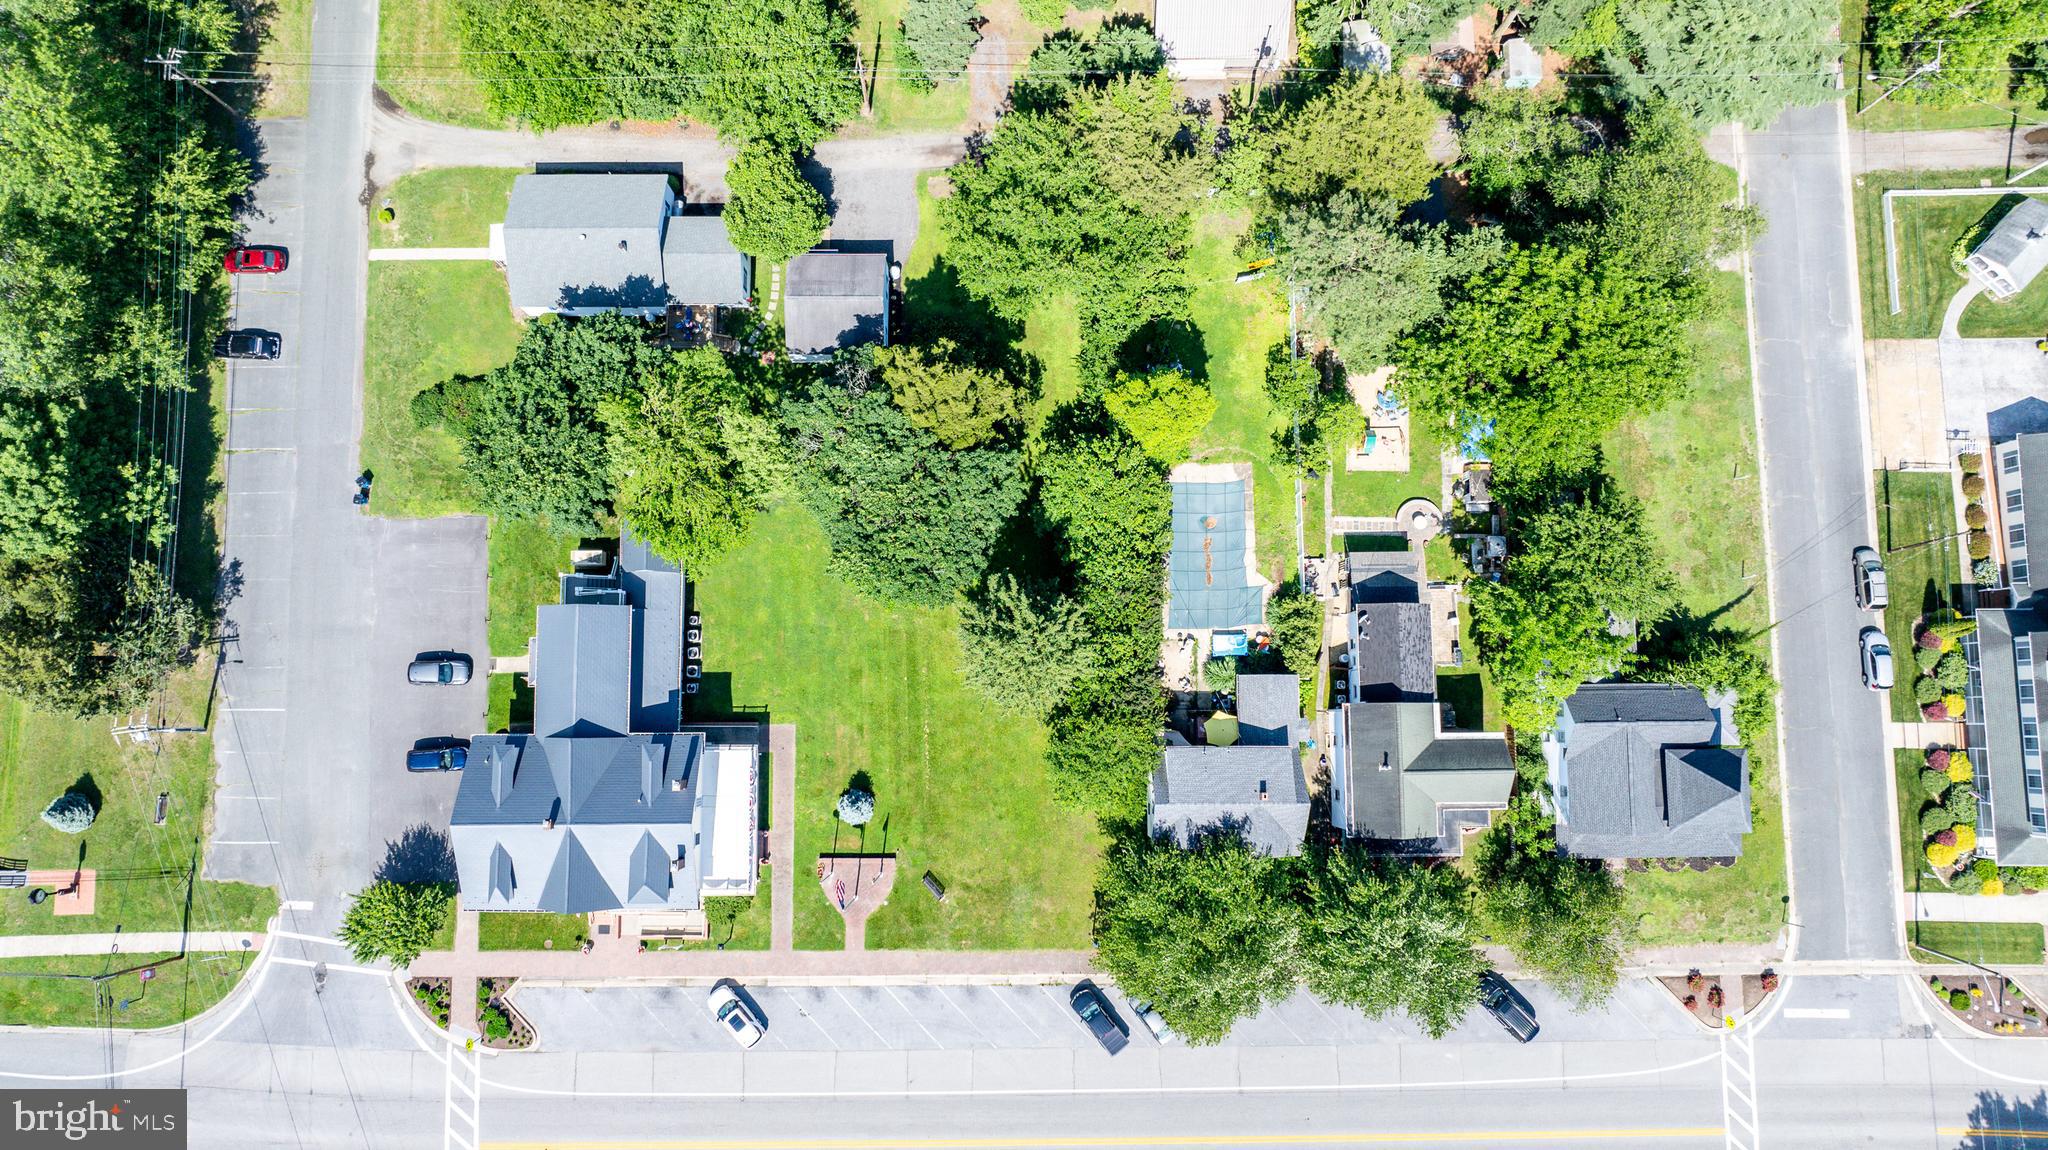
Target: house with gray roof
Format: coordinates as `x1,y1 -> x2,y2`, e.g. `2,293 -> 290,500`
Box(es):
1963,198 -> 2048,301
500,173 -> 752,318
1148,674 -> 1311,857
1541,683 -> 1751,860
1155,0 -> 1295,80
1331,551 -> 1513,854
451,526 -> 758,934
1965,432 -> 2048,866
784,250 -> 891,362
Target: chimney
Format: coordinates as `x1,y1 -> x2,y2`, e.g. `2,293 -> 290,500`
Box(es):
671,778 -> 684,792
1258,780 -> 1268,802
1379,752 -> 1392,772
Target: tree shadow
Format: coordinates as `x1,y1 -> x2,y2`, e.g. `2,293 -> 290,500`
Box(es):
1952,1089 -> 2048,1149
900,255 -> 1027,370
374,824 -> 458,886
794,154 -> 838,218
1116,317 -> 1210,383
65,773 -> 104,815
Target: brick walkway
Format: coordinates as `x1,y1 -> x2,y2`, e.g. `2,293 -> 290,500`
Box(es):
450,911 -> 481,1036
406,947 -> 1093,984
768,724 -> 796,952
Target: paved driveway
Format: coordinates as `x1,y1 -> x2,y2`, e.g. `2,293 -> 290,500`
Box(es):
1938,338 -> 2048,441
205,26 -> 487,934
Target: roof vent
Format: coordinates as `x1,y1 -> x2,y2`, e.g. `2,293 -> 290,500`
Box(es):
671,777 -> 684,792
618,239 -> 628,251
542,816 -> 556,830
670,847 -> 687,872
1379,752 -> 1392,772
1258,780 -> 1269,802
578,232 -> 588,241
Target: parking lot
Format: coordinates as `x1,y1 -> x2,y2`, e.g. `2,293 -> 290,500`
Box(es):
512,978 -> 1708,1056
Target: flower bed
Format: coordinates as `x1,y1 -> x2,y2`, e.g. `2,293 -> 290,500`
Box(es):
476,977 -> 534,1050
407,977 -> 450,1029
1909,621 -> 1974,722
1659,969 -> 1778,1028
1925,974 -> 2046,1036
1914,745 -> 1993,888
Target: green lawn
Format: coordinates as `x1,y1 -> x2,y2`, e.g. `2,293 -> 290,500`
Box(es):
844,0 -> 974,135
671,886 -> 773,951
1875,469 -> 1962,721
1329,416 -> 1447,522
372,168 -> 522,249
0,666 -> 278,939
253,0 -> 312,118
1853,169 -> 2048,339
1184,208 -> 1301,585
691,506 -> 1101,950
487,517 -> 580,657
376,0 -> 504,128
360,262 -> 522,519
0,951 -> 255,1029
478,912 -> 587,951
1909,920 -> 2047,965
1603,266 -> 1789,947
485,673 -> 534,734
1896,749 -> 1944,890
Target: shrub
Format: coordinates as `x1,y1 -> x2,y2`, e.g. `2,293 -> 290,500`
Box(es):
1934,651 -> 1970,692
902,0 -> 981,83
378,206 -> 394,223
836,785 -> 876,826
1942,693 -> 1967,717
1926,841 -> 1959,868
1915,646 -> 1943,674
1760,971 -> 1779,992
1950,989 -> 1971,1010
1920,769 -> 1950,800
1914,676 -> 1943,705
1927,748 -> 1951,771
1204,655 -> 1238,694
1682,993 -> 1697,1009
1917,629 -> 1942,650
39,791 -> 96,834
1966,504 -> 1988,528
1933,827 -> 1958,848
1928,616 -> 1978,642
1954,824 -> 1977,853
1976,557 -> 2002,586
1946,783 -> 1978,821
1921,804 -> 1957,835
1686,969 -> 1703,990
1976,857 -> 2000,882
1962,473 -> 1986,498
1706,984 -> 1725,1010
1922,701 -> 1948,721
1958,451 -> 1983,474
1969,531 -> 1991,560
1949,750 -> 1973,782
2002,865 -> 2048,891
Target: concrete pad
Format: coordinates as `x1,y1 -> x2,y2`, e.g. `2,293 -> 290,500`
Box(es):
1758,1037 -> 1886,1084
1156,1044 -> 1239,1089
573,1052 -> 654,1094
971,1047 -> 1071,1092
651,1051 -> 744,1095
1880,1037 -> 1934,1085
1939,337 -> 2048,439
1866,340 -> 1950,468
833,1050 -> 909,1095
904,1048 -> 973,1094
1236,1044 -> 1339,1089
1074,1044 -> 1161,1091
741,1050 -> 836,1095
1335,1043 -> 1399,1085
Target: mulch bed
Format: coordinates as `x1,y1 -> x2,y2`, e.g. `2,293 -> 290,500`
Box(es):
1659,971 -> 1776,1027
1925,975 -> 2048,1036
477,977 -> 535,1050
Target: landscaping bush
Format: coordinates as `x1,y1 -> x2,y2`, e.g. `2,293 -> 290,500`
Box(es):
1943,693 -> 1967,717
1915,646 -> 1943,674
1975,857 -> 1999,882
1934,651 -> 1970,692
836,785 -> 876,826
1928,616 -> 1978,643
1962,474 -> 1986,499
39,791 -> 96,834
1954,824 -> 1977,853
2002,865 -> 2048,891
1966,504 -> 1987,528
1933,827 -> 1958,848
1914,677 -> 1943,705
1917,629 -> 1942,650
1927,747 -> 1950,772
1920,769 -> 1950,799
1927,841 -> 1959,868
1950,988 -> 1971,1011
1969,532 -> 1992,560
379,206 -> 395,223
1949,750 -> 1974,783
1976,557 -> 2002,586
1946,784 -> 1978,822
1204,654 -> 1238,694
1921,804 -> 1958,835
1922,701 -> 1948,721
1958,451 -> 1983,474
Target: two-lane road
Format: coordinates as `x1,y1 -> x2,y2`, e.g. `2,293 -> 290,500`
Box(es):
1744,102 -> 1901,961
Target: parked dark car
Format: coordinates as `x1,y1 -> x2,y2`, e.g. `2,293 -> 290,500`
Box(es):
214,330 -> 280,360
1477,972 -> 1540,1043
224,246 -> 288,274
406,738 -> 468,773
1069,981 -> 1129,1055
407,652 -> 473,686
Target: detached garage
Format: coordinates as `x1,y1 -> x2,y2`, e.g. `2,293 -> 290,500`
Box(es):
1155,0 -> 1296,80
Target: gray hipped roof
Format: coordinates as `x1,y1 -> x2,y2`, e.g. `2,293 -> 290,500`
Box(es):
784,251 -> 889,358
503,174 -> 672,312
1343,701 -> 1513,850
1552,683 -> 1752,859
1149,744 -> 1310,857
1974,607 -> 2048,866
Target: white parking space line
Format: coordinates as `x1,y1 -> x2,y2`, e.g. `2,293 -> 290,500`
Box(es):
832,987 -> 894,1050
1041,985 -> 1095,1042
987,987 -> 1045,1044
785,992 -> 841,1051
882,986 -> 947,1050
936,986 -> 999,1048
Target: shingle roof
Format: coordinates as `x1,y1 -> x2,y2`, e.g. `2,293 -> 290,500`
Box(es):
1553,683 -> 1751,859
1975,607 -> 2048,866
1149,744 -> 1310,857
1155,0 -> 1296,72
785,251 -> 889,358
1235,674 -> 1305,747
1343,701 -> 1512,850
1351,601 -> 1433,703
1348,551 -> 1422,605
503,174 -> 672,313
661,216 -> 749,307
1972,198 -> 2048,296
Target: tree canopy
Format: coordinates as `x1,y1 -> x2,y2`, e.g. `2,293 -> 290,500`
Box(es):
1263,74 -> 1442,207
1103,369 -> 1215,465
958,574 -> 1097,718
1870,0 -> 2048,108
1299,849 -> 1488,1037
602,348 -> 758,567
877,340 -> 1025,449
902,0 -> 982,84
338,880 -> 457,967
1472,793 -> 1635,1008
723,144 -> 829,263
783,356 -> 1026,605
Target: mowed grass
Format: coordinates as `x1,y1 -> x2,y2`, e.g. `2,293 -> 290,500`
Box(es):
360,262 -> 522,519
1606,266 -> 1789,947
478,912 -> 587,951
1895,749 -> 1943,890
691,506 -> 1101,951
1329,416 -> 1447,522
844,0 -> 974,135
0,666 -> 277,939
0,951 -> 255,1029
1853,169 -> 2048,339
376,0 -> 504,128
253,0 -> 313,118
1875,469 -> 1962,722
487,517 -> 580,657
372,168 -> 522,249
674,887 -> 773,951
1185,207 -> 1300,584
1909,920 -> 2046,965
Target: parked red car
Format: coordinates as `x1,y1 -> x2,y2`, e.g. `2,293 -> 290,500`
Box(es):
224,246 -> 287,274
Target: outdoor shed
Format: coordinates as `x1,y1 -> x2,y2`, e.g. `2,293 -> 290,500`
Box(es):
784,250 -> 891,362
1964,198 -> 2048,300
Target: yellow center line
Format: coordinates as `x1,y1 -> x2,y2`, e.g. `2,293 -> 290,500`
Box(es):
482,1129 -> 1727,1149
1937,1131 -> 2048,1141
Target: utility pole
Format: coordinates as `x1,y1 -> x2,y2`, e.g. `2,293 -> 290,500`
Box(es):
1248,26 -> 1273,108
147,48 -> 243,117
1860,40 -> 1941,115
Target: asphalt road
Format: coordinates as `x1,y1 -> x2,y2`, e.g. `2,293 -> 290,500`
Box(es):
204,0 -> 487,936
1744,102 -> 1901,962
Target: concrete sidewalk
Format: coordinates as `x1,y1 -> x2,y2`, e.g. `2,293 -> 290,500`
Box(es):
1910,891 -> 2048,926
0,932 -> 263,958
769,724 -> 795,953
407,947 -> 1094,985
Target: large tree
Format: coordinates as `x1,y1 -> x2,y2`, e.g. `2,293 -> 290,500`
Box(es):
877,340 -> 1024,449
783,357 -> 1026,605
723,144 -> 829,263
957,574 -> 1097,718
454,313 -> 654,530
338,880 -> 456,967
602,348 -> 757,567
1599,0 -> 1835,129
1092,834 -> 1302,1045
1103,368 -> 1214,465
902,0 -> 982,85
1472,794 -> 1635,1008
1263,74 -> 1442,207
1299,850 -> 1488,1038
